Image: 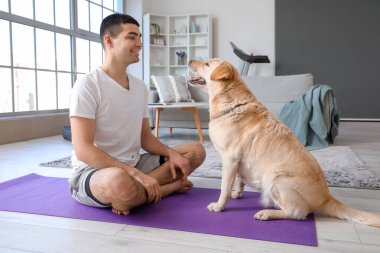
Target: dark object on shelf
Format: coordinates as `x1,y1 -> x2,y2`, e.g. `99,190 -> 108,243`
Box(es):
230,41 -> 270,75
61,126 -> 72,141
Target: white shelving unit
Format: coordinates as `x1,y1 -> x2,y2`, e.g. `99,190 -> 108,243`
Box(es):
143,13 -> 212,86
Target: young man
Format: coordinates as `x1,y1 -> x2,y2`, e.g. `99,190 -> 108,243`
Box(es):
69,13 -> 206,215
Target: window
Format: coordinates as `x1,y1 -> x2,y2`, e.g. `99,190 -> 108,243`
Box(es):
0,0 -> 120,115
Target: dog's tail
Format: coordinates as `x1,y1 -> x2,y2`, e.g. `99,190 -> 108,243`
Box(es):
319,197 -> 380,228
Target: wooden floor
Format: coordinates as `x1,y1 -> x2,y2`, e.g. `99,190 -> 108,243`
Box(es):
0,122 -> 379,253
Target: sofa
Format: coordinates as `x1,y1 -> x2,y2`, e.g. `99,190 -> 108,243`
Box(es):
148,73 -> 317,130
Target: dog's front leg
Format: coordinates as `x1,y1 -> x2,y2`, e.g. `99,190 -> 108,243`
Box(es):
207,158 -> 239,212
231,175 -> 244,199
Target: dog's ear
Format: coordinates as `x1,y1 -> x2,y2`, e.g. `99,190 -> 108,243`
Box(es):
210,62 -> 235,81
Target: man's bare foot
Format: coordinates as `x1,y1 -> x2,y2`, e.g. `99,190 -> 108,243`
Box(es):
112,208 -> 130,215
176,180 -> 193,193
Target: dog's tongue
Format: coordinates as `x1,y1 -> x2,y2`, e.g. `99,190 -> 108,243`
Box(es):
188,76 -> 206,85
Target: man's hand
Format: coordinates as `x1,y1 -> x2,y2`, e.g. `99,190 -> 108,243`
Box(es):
167,149 -> 191,180
133,171 -> 162,203
140,118 -> 191,180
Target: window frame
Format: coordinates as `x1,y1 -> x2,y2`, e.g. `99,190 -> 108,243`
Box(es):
0,0 -> 121,117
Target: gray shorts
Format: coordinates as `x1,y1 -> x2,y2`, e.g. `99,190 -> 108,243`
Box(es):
69,153 -> 165,208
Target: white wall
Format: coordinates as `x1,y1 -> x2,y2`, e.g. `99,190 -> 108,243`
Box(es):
126,0 -> 275,77
124,0 -> 144,78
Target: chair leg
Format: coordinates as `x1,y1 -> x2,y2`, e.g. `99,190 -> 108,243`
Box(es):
154,108 -> 163,138
181,107 -> 204,143
193,109 -> 204,143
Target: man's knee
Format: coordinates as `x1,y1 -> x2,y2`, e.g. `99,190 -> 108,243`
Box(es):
96,168 -> 146,209
112,173 -> 146,207
190,142 -> 206,168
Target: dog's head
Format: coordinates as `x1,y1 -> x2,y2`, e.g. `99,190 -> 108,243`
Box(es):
188,58 -> 238,85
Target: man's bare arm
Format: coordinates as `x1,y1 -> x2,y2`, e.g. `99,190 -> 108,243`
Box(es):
140,118 -> 171,157
140,118 -> 190,179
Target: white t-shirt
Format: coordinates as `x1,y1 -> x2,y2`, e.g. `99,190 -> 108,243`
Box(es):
70,68 -> 149,168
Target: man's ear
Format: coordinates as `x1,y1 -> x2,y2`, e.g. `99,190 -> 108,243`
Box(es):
210,62 -> 235,81
104,34 -> 112,48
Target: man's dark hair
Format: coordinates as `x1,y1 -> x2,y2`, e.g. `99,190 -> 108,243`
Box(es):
100,13 -> 140,48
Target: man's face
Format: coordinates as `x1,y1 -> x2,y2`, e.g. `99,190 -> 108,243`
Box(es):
107,23 -> 142,65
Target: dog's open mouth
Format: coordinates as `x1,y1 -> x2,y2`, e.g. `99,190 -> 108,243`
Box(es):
188,76 -> 206,85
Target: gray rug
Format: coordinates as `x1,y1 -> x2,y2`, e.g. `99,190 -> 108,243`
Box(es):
40,139 -> 380,189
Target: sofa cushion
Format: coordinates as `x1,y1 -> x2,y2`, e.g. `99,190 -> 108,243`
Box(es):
260,102 -> 286,117
187,83 -> 209,102
151,75 -> 176,103
151,75 -> 192,103
174,76 -> 192,102
242,73 -> 313,103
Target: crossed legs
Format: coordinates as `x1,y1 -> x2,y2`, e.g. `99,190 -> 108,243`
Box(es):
89,141 -> 206,215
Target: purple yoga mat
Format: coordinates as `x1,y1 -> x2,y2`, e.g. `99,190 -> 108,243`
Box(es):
0,173 -> 317,246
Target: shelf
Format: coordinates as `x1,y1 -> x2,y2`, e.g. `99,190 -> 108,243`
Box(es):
169,65 -> 187,68
189,32 -> 208,35
169,33 -> 187,36
143,13 -> 212,85
150,33 -> 167,36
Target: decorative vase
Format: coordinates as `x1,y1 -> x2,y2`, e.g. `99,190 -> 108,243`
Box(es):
191,21 -> 197,33
178,56 -> 185,65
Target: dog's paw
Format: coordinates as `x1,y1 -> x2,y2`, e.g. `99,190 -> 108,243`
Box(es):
207,202 -> 224,212
231,191 -> 243,199
254,210 -> 271,220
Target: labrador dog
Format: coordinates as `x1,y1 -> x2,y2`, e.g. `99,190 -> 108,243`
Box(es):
188,58 -> 380,227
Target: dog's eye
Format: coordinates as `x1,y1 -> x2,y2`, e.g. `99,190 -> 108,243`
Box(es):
205,62 -> 209,67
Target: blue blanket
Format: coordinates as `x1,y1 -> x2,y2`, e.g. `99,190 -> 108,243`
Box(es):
278,84 -> 339,150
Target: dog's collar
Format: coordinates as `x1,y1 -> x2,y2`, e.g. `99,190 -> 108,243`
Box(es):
210,102 -> 250,120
